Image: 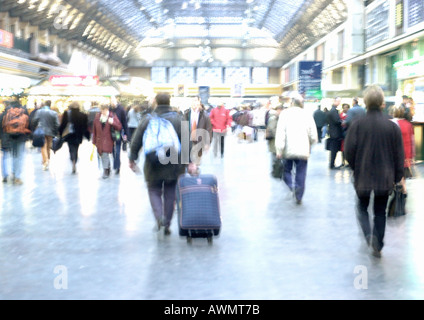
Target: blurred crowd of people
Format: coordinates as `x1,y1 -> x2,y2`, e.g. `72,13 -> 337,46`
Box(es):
0,87 -> 417,257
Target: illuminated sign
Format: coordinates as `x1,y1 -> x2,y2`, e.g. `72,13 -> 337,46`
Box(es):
0,29 -> 14,49
298,61 -> 323,99
394,56 -> 424,79
49,75 -> 100,86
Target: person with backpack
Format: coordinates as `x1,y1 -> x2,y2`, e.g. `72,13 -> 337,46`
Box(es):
0,100 -> 31,185
31,100 -> 59,171
92,104 -> 122,179
58,102 -> 91,174
129,92 -> 186,236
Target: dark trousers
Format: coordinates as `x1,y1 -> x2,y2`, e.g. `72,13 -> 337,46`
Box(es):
128,127 -> 137,143
317,127 -> 323,143
147,180 -> 178,228
327,138 -> 341,168
113,139 -> 122,170
356,192 -> 389,251
283,159 -> 308,201
68,143 -> 80,163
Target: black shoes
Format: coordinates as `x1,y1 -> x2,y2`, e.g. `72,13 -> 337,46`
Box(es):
154,218 -> 171,236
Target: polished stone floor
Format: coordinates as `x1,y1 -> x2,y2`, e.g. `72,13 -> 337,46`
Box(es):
1,132 -> 423,300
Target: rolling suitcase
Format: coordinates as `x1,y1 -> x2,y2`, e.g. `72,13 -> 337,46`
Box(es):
176,172 -> 221,244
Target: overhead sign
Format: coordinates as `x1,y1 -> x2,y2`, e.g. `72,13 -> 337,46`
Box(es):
49,75 -> 100,86
0,29 -> 14,49
298,61 -> 322,99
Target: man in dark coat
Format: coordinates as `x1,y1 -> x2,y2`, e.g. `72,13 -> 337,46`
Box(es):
58,102 -> 90,174
129,92 -> 186,236
344,85 -> 406,258
313,104 -> 327,143
326,97 -> 343,169
110,96 -> 128,175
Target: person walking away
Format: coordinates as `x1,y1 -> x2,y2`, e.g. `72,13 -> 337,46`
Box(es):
340,103 -> 350,166
0,101 -> 31,185
87,102 -> 100,137
326,97 -> 343,169
127,103 -> 142,145
184,96 -> 212,169
275,95 -> 318,204
391,106 -> 415,179
313,105 -> 326,143
344,85 -> 406,258
210,103 -> 232,158
109,96 -> 128,175
266,104 -> 284,178
58,102 -> 90,174
31,100 -> 59,171
129,92 -> 186,236
92,104 -> 122,179
401,95 -> 415,122
345,97 -> 366,131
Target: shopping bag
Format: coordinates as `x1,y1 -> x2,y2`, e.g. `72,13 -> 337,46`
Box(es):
387,185 -> 407,217
90,145 -> 96,161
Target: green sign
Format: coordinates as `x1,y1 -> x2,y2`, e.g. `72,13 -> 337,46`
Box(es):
394,55 -> 424,79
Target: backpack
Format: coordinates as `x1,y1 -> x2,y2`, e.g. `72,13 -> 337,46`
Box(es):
2,107 -> 31,136
143,113 -> 181,165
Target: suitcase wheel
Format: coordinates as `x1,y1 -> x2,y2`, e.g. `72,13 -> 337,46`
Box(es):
207,236 -> 213,244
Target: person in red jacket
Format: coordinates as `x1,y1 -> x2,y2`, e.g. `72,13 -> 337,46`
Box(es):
392,105 -> 415,178
210,103 -> 232,158
92,104 -> 122,179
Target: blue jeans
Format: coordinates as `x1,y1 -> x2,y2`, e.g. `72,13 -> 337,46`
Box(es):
2,149 -> 9,179
2,141 -> 26,180
283,159 -> 308,201
113,139 -> 122,171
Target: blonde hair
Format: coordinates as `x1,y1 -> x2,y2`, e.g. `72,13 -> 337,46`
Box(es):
69,102 -> 80,110
363,85 -> 385,111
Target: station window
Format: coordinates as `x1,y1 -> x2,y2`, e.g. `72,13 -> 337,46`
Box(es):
333,69 -> 343,85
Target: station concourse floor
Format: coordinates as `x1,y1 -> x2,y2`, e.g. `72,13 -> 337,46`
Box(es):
1,132 -> 423,300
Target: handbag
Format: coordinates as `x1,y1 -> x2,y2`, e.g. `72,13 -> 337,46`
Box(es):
387,185 -> 407,217
32,126 -> 45,147
111,128 -> 121,142
51,137 -> 64,153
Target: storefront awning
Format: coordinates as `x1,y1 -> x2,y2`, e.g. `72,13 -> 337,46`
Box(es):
27,85 -> 120,97
0,73 -> 35,96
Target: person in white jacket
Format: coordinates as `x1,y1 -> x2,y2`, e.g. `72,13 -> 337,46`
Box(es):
275,95 -> 318,204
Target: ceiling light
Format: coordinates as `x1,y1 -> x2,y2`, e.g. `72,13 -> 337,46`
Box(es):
140,6 -> 146,10
182,2 -> 188,9
155,0 -> 163,3
246,0 -> 254,3
195,3 -> 201,10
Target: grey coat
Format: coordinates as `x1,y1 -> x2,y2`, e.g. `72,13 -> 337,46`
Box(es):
32,107 -> 59,137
